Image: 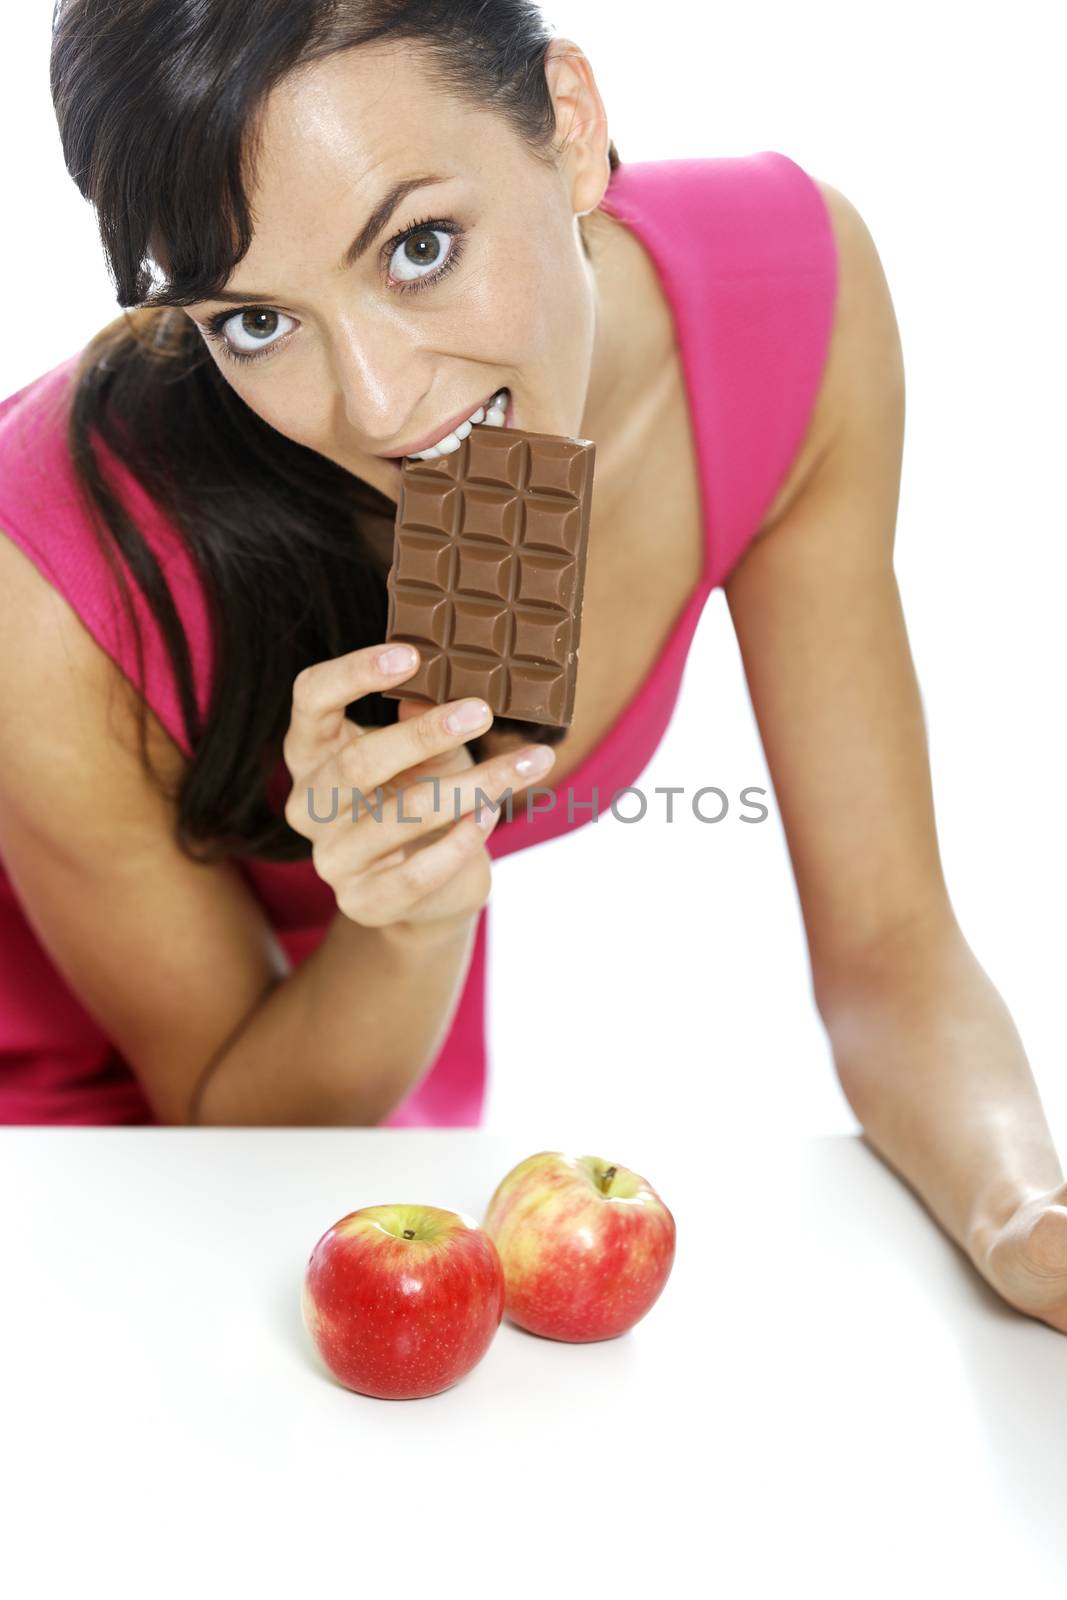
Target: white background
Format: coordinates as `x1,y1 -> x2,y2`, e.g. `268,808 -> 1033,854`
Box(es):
0,1 -> 1064,1145
6,1124 -> 1067,1597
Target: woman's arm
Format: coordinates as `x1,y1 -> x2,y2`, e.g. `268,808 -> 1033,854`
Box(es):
0,529 -> 478,1127
720,181 -> 1067,1330
815,913 -> 1067,1330
190,906 -> 479,1125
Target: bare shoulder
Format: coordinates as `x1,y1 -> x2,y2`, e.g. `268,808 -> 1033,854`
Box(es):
758,176 -> 906,534
0,523 -> 189,842
0,528 -> 288,1126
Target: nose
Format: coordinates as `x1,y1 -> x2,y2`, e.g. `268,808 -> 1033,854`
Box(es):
328,317 -> 430,452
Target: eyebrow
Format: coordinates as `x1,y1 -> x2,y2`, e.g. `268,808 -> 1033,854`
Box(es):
200,173 -> 451,305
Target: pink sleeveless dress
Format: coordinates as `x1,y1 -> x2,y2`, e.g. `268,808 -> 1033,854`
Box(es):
0,151 -> 838,1125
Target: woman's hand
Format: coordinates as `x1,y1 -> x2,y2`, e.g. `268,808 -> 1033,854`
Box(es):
974,1186 -> 1067,1334
281,643 -> 555,929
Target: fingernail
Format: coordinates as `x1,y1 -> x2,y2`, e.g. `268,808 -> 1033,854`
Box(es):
377,645 -> 417,673
446,699 -> 491,734
514,745 -> 555,777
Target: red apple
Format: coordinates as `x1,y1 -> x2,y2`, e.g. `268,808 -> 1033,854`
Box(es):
483,1152 -> 676,1342
302,1203 -> 505,1399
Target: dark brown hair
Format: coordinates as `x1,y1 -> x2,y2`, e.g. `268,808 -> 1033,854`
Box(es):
48,0 -> 620,863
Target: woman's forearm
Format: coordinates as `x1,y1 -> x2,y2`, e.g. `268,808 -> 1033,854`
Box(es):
189,908 -> 480,1126
816,920 -> 1064,1263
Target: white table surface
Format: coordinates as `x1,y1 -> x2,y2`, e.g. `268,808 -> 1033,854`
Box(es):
1,1125 -> 1065,1598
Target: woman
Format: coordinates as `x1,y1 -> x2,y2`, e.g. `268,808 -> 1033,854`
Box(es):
1,0 -> 1064,1332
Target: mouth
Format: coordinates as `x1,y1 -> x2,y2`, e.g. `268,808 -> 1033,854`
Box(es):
377,387 -> 513,463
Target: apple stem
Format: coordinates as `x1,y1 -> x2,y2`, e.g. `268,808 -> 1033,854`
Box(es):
402,1229 -> 416,1239
600,1165 -> 617,1194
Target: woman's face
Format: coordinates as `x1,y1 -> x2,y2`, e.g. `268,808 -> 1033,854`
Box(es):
180,40 -> 616,505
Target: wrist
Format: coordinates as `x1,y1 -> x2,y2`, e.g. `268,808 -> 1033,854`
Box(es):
379,908 -> 481,952
965,1181 -> 1057,1268
824,931 -> 1066,1266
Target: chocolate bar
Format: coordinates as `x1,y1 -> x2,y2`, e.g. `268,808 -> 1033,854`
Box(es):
380,422 -> 596,728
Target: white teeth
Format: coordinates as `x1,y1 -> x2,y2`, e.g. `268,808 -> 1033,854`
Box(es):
407,389 -> 509,458
482,389 -> 509,429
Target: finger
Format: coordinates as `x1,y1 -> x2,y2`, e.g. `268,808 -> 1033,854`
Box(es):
305,738 -> 536,876
372,802 -> 499,871
325,693 -> 496,799
350,738 -> 553,841
283,643 -> 421,777
432,743 -> 557,826
343,811 -> 496,927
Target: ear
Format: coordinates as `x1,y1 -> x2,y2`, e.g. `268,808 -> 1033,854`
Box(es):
542,37 -> 613,217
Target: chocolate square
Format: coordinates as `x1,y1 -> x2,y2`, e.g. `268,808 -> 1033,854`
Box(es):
380,424 -> 596,727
